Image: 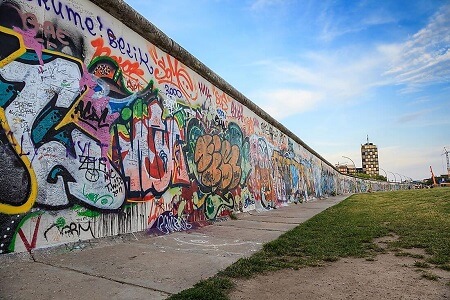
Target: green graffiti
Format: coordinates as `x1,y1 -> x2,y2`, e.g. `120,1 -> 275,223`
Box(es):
205,193 -> 234,220
55,217 -> 66,229
82,185 -> 114,206
7,211 -> 44,252
71,204 -> 101,218
132,98 -> 148,117
121,107 -> 132,121
225,122 -> 243,146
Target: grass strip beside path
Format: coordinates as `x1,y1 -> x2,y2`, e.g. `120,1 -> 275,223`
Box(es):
169,188 -> 450,300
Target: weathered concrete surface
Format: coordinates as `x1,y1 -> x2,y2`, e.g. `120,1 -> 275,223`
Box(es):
0,260 -> 164,300
0,194 -> 351,299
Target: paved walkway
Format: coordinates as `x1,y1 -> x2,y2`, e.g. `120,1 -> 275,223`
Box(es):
0,194 -> 351,300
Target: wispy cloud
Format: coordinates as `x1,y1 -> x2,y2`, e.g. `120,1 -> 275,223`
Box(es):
252,89 -> 323,120
320,23 -> 364,43
394,104 -> 449,127
409,96 -> 432,106
318,2 -> 397,42
318,5 -> 361,42
249,48 -> 390,120
384,4 -> 450,90
378,146 -> 443,180
397,110 -> 428,124
401,118 -> 450,128
362,11 -> 396,26
248,3 -> 450,120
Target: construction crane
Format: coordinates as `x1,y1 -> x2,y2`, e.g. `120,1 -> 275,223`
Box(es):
443,147 -> 450,178
430,166 -> 438,187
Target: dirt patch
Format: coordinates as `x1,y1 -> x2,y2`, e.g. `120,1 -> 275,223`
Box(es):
229,248 -> 450,300
373,232 -> 400,249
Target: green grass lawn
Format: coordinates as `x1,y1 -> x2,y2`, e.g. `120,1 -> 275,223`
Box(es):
168,188 -> 450,300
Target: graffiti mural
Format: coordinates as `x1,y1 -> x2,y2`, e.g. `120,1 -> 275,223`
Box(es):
0,0 -> 405,254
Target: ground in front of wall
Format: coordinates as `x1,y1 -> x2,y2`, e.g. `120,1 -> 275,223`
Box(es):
229,248 -> 450,300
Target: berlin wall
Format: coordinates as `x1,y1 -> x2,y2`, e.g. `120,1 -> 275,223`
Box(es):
0,0 -> 403,254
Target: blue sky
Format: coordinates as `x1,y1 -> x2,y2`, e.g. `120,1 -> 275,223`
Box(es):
123,0 -> 450,181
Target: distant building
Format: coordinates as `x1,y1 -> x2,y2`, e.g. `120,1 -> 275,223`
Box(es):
336,164 -> 356,175
361,136 -> 379,176
347,164 -> 356,175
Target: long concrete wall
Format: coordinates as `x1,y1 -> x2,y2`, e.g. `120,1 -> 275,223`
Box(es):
0,0 -> 404,254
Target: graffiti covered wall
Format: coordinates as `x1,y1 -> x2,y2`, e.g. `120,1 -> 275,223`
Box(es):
0,0 -> 399,254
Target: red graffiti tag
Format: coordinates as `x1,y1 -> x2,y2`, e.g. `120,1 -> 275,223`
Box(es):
91,38 -> 145,79
17,215 -> 42,253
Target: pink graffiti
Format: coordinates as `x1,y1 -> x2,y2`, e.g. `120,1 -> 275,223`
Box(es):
77,67 -> 119,159
13,27 -> 44,65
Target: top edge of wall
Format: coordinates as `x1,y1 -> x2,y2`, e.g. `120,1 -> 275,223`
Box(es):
90,0 -> 336,171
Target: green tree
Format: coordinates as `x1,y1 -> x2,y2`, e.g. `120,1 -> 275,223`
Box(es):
353,173 -> 387,182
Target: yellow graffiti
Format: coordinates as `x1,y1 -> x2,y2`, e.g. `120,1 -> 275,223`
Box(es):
0,27 -> 85,214
0,109 -> 38,214
54,88 -> 88,131
272,151 -> 302,171
0,26 -> 26,68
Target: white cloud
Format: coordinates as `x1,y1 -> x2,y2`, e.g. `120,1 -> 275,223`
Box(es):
378,146 -> 443,180
396,109 -> 432,124
249,48 -> 390,117
248,3 -> 450,119
384,4 -> 450,90
318,3 -> 396,42
362,11 -> 396,26
409,96 -> 432,105
320,24 -> 363,43
253,89 -> 323,120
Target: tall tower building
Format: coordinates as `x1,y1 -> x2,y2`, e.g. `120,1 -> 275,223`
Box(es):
361,136 -> 379,176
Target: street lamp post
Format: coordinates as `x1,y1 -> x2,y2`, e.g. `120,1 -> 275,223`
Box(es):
388,171 -> 397,183
380,168 -> 390,191
402,175 -> 412,183
342,156 -> 355,174
380,168 -> 389,182
387,171 -> 398,190
342,156 -> 355,166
